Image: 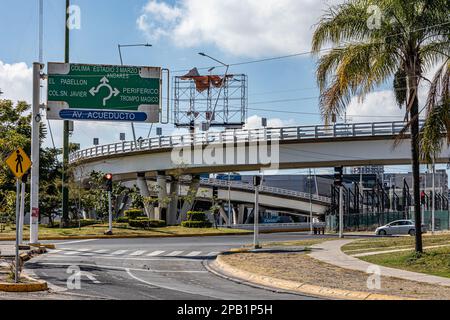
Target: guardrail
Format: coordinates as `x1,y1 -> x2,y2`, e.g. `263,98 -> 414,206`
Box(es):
200,178 -> 331,204
70,121 -> 426,163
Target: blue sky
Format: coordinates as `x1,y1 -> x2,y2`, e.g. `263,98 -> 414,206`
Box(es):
0,0 -> 448,180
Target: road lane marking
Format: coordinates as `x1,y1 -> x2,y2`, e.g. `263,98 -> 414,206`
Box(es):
166,251 -> 183,256
124,268 -> 218,299
186,251 -> 202,257
207,252 -> 220,256
129,250 -> 146,256
146,251 -> 165,256
111,250 -> 128,255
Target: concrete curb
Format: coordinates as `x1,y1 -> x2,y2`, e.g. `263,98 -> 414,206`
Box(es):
212,254 -> 413,300
0,274 -> 48,292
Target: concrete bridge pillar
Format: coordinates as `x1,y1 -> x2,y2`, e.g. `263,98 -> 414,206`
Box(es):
156,171 -> 168,222
179,175 -> 201,222
232,204 -> 238,225
237,204 -> 246,224
218,205 -> 230,226
167,177 -> 179,225
136,172 -> 155,219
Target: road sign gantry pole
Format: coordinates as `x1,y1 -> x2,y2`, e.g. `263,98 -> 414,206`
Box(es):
61,0 -> 71,228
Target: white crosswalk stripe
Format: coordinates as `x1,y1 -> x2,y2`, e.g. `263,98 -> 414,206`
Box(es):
146,250 -> 165,256
93,249 -> 109,254
207,252 -> 220,257
111,250 -> 128,255
166,251 -> 183,256
185,251 -> 202,257
129,250 -> 146,256
63,248 -> 90,255
48,249 -> 62,254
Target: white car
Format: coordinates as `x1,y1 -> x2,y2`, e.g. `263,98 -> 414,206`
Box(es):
375,220 -> 427,236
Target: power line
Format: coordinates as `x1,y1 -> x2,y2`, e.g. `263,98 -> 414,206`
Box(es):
172,21 -> 450,74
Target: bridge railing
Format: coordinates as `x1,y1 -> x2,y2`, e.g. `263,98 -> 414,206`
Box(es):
200,178 -> 332,204
70,121 -> 425,163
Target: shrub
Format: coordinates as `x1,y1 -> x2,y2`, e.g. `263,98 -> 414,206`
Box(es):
128,219 -> 166,229
53,219 -> 98,228
181,221 -> 212,228
124,209 -> 145,219
116,216 -> 129,223
187,211 -> 207,222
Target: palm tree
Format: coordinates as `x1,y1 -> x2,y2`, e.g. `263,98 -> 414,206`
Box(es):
311,0 -> 449,253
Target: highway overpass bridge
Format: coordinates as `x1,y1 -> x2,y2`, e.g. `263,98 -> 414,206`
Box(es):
119,177 -> 331,225
70,121 -> 449,224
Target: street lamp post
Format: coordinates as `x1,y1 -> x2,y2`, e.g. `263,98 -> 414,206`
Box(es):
117,43 -> 152,144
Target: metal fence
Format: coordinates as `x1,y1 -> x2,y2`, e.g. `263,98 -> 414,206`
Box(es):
327,210 -> 450,232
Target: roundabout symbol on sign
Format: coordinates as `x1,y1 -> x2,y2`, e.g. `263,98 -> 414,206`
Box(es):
89,77 -> 120,106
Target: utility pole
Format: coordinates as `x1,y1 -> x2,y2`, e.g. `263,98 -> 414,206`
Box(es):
432,159 -> 436,234
227,172 -> 231,227
253,175 -> 261,249
29,62 -> 42,244
339,185 -> 344,238
61,0 -> 70,227
309,168 -> 313,234
334,166 -> 344,238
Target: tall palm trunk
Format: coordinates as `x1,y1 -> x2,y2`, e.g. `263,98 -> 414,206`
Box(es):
407,59 -> 423,253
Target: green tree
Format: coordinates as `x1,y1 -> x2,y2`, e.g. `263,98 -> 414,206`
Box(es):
0,99 -> 63,224
0,100 -> 32,220
312,0 -> 449,252
420,61 -> 449,161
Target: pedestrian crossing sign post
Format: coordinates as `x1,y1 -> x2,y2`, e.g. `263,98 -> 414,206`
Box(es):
5,147 -> 31,283
6,147 -> 31,179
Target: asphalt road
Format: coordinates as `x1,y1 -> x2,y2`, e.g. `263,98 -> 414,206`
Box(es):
22,232 -> 337,300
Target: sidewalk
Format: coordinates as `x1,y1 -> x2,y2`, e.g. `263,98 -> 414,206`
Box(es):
350,243 -> 450,257
309,240 -> 450,287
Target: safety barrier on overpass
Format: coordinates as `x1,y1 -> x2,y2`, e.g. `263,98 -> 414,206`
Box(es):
200,178 -> 331,204
69,121 -> 426,163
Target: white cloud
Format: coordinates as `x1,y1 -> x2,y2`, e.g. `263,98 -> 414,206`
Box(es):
346,91 -> 406,122
0,61 -> 33,103
244,115 -> 293,129
137,0 -> 341,57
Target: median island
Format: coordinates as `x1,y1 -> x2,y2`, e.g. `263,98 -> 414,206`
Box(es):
216,238 -> 450,300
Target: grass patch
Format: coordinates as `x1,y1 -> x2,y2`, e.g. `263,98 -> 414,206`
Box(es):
342,233 -> 450,254
0,224 -> 251,239
241,238 -> 339,249
361,247 -> 450,278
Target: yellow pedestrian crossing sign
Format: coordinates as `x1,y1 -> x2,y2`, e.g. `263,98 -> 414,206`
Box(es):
6,148 -> 31,179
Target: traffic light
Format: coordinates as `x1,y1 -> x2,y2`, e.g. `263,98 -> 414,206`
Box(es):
253,176 -> 262,187
212,186 -> 218,198
334,166 -> 343,186
104,173 -> 113,192
420,191 -> 426,206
